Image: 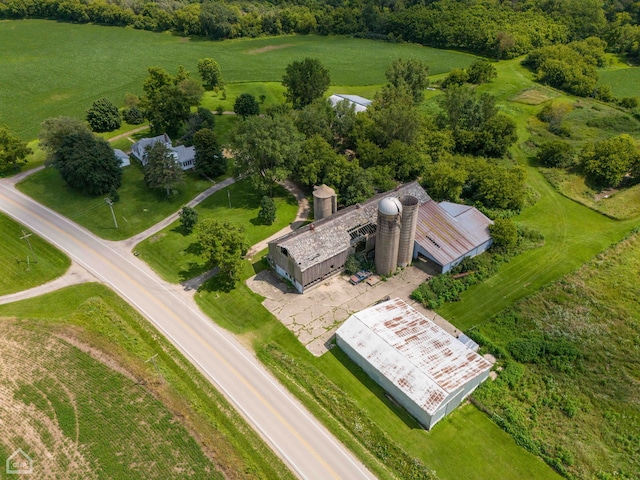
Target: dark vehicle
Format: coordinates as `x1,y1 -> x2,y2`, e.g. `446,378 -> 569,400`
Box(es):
349,270 -> 373,285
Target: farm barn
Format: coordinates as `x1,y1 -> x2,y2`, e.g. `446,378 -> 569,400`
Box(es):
268,182 -> 493,293
335,298 -> 492,430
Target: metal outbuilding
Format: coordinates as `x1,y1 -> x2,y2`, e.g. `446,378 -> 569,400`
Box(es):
335,298 -> 492,429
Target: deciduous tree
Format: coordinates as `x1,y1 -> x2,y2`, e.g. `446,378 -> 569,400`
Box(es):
86,97 -> 121,133
581,134 -> 640,188
233,93 -> 260,119
385,58 -> 430,104
258,195 -> 276,225
39,117 -> 90,163
231,115 -> 303,193
197,58 -> 224,90
0,126 -> 32,173
282,58 -> 331,109
197,219 -> 248,287
52,130 -> 122,196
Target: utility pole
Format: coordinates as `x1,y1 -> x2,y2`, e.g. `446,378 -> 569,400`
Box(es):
228,189 -> 231,208
145,353 -> 163,384
20,230 -> 38,263
104,198 -> 118,229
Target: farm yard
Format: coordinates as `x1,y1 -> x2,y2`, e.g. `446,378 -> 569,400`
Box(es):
0,15 -> 639,480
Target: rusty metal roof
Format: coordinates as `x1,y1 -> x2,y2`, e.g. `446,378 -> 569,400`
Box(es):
415,200 -> 493,267
336,298 -> 492,415
270,182 -> 430,272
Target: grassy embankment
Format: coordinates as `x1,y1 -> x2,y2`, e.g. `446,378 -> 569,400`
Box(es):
0,212 -> 70,295
0,283 -> 295,480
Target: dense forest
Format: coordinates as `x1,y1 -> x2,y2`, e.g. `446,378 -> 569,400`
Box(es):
2,0 -> 640,62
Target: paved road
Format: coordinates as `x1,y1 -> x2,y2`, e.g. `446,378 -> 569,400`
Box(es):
0,181 -> 376,480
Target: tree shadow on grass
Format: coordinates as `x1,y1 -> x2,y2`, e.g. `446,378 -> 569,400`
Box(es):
327,346 -> 425,430
184,241 -> 203,256
178,262 -> 208,283
199,272 -> 236,293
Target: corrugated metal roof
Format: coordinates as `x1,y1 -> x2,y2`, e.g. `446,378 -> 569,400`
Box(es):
328,94 -> 372,112
415,200 -> 492,267
336,298 -> 491,414
271,182 -> 430,271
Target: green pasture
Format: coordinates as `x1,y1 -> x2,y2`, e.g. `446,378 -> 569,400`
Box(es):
135,180 -> 298,283
599,66 -> 640,98
0,20 -> 478,139
0,283 -> 294,480
16,164 -> 214,241
0,212 -> 70,295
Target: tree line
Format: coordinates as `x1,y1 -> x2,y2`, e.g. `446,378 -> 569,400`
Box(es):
3,0 -> 640,61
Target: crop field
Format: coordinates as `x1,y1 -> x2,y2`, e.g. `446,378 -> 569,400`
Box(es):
0,283 -> 294,480
599,66 -> 640,98
0,212 -> 70,295
135,180 -> 298,283
470,231 -> 640,479
0,19 -> 478,140
0,321 -> 218,479
16,164 -> 213,241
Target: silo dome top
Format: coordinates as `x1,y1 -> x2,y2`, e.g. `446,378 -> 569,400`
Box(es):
313,184 -> 336,198
378,197 -> 403,216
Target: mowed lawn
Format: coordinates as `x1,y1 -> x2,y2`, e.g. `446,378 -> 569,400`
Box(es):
135,180 -> 298,283
0,212 -> 70,295
16,164 -> 213,241
0,19 -> 478,139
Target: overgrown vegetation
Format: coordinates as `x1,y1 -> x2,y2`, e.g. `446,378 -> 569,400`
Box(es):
467,232 -> 640,479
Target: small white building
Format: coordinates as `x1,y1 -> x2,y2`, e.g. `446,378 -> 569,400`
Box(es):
335,298 -> 492,430
130,134 -> 195,170
328,94 -> 372,113
113,148 -> 130,167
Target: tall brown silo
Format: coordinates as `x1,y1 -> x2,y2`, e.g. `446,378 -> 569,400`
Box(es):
375,197 -> 402,276
397,195 -> 420,267
313,184 -> 337,221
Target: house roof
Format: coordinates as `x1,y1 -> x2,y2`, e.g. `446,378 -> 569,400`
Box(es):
130,134 -> 171,160
113,148 -> 130,167
336,298 -> 492,415
270,182 -> 430,272
329,94 -> 372,113
415,200 -> 492,267
172,145 -> 195,164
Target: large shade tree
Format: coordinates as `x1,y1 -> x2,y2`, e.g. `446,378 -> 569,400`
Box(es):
52,130 -> 122,195
282,58 -> 331,109
39,117 -> 90,163
197,219 -> 248,287
581,134 -> 640,189
385,58 -> 430,105
193,128 -> 225,178
197,57 -> 224,90
231,115 -> 303,193
0,126 -> 32,173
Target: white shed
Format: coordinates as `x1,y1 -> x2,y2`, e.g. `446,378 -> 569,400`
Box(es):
335,298 -> 492,429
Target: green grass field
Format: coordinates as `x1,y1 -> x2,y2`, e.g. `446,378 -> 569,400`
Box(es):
16,164 -> 214,241
135,180 -> 298,283
0,20 -> 478,139
0,283 -> 294,480
0,212 -> 70,295
599,66 -> 640,98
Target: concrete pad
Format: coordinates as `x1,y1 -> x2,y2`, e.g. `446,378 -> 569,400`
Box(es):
246,261 -> 463,356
